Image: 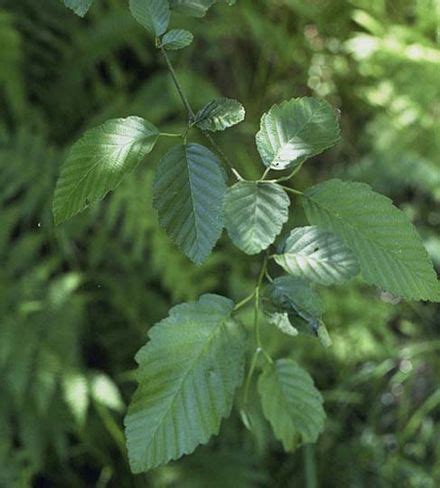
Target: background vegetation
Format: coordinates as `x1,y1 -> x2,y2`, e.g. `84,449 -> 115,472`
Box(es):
1,0 -> 439,485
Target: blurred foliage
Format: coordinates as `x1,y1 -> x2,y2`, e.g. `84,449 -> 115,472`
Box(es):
0,0 -> 439,485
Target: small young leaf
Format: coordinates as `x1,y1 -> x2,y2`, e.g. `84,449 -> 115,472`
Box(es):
162,29 -> 193,50
256,97 -> 340,170
258,359 -> 325,450
274,226 -> 359,285
53,117 -> 159,225
267,276 -> 324,329
129,0 -> 170,36
153,143 -> 226,264
224,182 -> 290,255
302,179 -> 440,301
61,0 -> 94,17
125,294 -> 246,473
194,98 -> 245,132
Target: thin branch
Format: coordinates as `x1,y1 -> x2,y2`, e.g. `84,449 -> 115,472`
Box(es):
159,44 -> 243,180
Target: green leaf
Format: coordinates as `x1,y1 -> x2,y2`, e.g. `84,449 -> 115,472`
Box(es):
153,143 -> 226,264
169,0 -> 215,17
267,276 -> 324,329
258,359 -> 325,450
302,179 -> 440,301
256,97 -> 340,170
194,98 -> 245,132
129,0 -> 170,36
53,117 -> 159,225
266,312 -> 298,337
161,29 -> 193,50
224,182 -> 290,255
274,226 -> 359,285
125,294 -> 246,473
61,0 -> 94,17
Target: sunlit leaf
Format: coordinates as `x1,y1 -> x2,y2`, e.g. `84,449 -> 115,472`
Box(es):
53,117 -> 159,225
256,97 -> 340,170
274,226 -> 359,285
125,294 -> 246,472
303,179 -> 440,301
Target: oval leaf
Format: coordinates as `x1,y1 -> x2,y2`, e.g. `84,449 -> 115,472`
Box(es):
194,98 -> 245,132
258,359 -> 325,450
162,29 -> 193,50
129,0 -> 170,36
302,179 -> 440,301
125,294 -> 246,473
62,0 -> 94,16
274,226 -> 359,285
267,276 -> 324,330
169,0 -> 215,17
224,182 -> 290,255
53,117 -> 159,225
153,143 -> 226,264
256,97 -> 340,170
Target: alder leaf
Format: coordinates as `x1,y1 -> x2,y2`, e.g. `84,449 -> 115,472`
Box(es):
53,117 -> 159,225
224,182 -> 290,255
129,0 -> 170,36
266,312 -> 298,337
153,143 -> 226,264
267,276 -> 324,330
274,226 -> 359,285
169,0 -> 215,17
302,179 -> 440,301
61,0 -> 94,17
162,29 -> 193,50
194,98 -> 245,132
258,359 -> 325,450
125,294 -> 246,473
256,97 -> 340,170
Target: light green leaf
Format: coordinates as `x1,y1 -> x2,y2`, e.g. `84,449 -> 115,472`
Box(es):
90,374 -> 124,412
266,312 -> 298,337
162,29 -> 193,50
224,182 -> 290,255
125,294 -> 246,473
169,0 -> 215,17
53,117 -> 159,225
274,226 -> 359,285
267,276 -> 324,329
62,373 -> 89,426
153,143 -> 226,264
130,0 -> 170,36
61,0 -> 94,17
303,179 -> 440,301
256,97 -> 340,170
194,98 -> 245,132
258,359 -> 325,450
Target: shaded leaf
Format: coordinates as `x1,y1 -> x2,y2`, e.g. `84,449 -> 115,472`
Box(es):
258,359 -> 325,450
153,143 -> 226,264
267,276 -> 324,329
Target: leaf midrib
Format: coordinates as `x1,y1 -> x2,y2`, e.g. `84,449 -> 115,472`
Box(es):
139,312 -> 231,464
